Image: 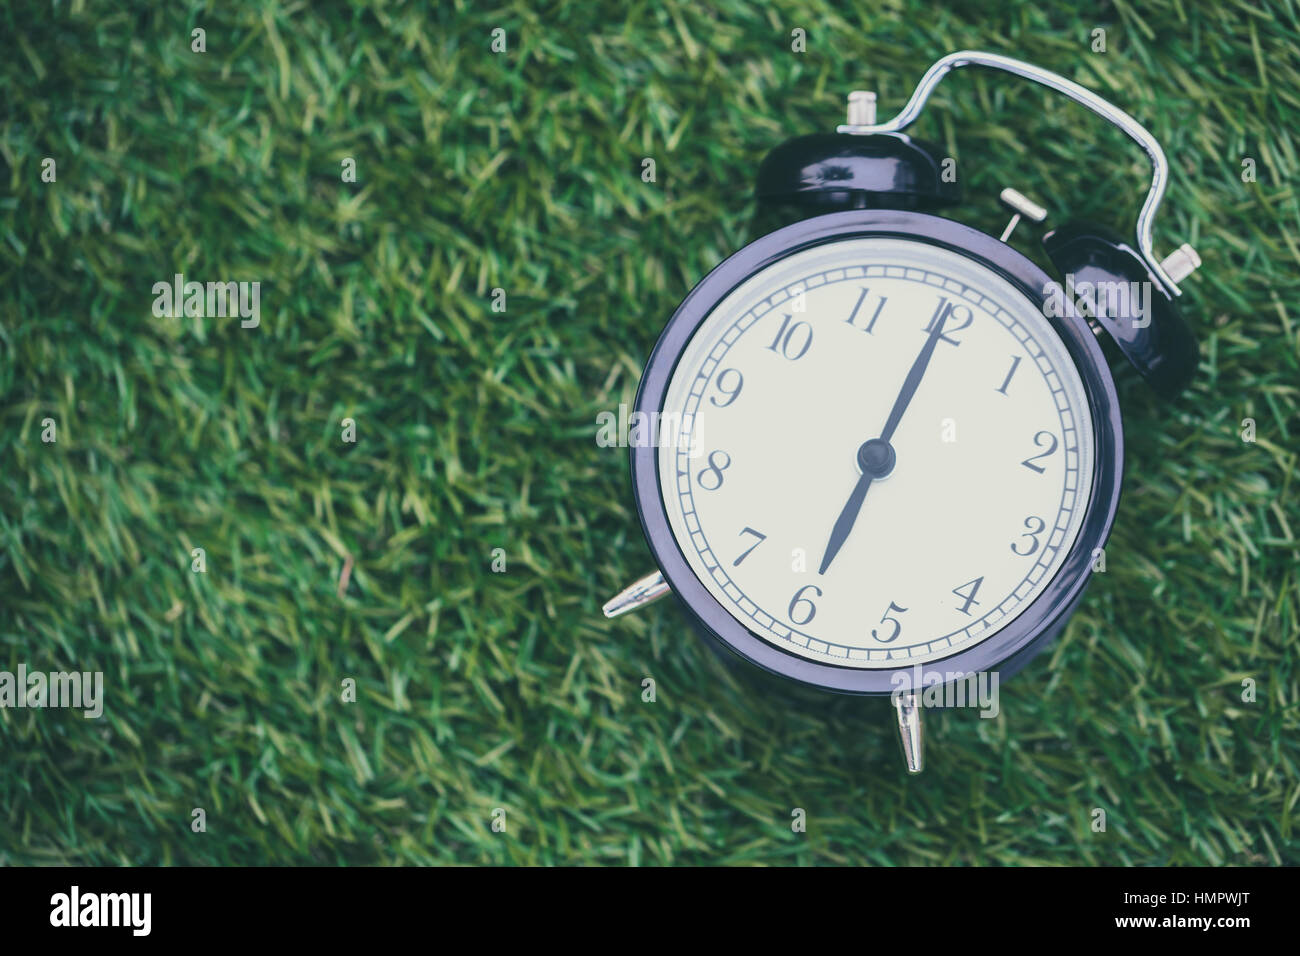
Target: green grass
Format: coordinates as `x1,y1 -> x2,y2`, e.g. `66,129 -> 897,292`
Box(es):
0,0 -> 1297,865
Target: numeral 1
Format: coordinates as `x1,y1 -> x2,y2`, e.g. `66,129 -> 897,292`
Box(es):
995,355 -> 1022,395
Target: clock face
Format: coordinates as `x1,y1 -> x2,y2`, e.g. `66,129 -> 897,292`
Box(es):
657,236 -> 1096,669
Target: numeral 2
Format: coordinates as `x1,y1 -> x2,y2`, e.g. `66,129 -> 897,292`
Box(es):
1020,430 -> 1059,474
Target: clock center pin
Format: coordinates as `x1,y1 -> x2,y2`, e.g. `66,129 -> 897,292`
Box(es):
857,438 -> 896,478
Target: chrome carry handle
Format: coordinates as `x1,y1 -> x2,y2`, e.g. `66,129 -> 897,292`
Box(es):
837,50 -> 1189,296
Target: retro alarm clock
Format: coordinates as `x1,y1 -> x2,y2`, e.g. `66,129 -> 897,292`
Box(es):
602,51 -> 1200,772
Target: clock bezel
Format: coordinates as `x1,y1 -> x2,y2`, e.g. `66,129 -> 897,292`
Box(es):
630,209 -> 1123,695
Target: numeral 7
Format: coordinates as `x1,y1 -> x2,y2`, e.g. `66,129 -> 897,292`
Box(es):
733,527 -> 767,567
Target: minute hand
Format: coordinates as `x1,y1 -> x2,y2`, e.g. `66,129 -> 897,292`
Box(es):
880,306 -> 949,442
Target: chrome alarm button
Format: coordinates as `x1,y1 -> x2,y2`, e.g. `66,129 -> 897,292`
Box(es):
846,90 -> 878,127
998,187 -> 1048,242
1160,243 -> 1201,283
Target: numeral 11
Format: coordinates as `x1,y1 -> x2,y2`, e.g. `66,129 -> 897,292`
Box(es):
845,287 -> 887,333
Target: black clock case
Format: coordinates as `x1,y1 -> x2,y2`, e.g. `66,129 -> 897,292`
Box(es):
629,209 -> 1125,696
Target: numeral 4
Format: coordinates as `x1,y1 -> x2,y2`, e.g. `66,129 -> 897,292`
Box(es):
952,576 -> 984,616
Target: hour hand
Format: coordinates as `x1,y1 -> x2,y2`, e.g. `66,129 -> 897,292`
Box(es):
818,306 -> 946,575
818,438 -> 896,574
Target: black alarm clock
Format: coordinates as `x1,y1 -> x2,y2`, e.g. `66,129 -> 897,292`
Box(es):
603,51 -> 1201,772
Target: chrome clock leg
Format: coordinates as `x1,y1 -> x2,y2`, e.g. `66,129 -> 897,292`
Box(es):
602,570 -> 671,618
894,692 -> 924,774
606,572 -> 925,774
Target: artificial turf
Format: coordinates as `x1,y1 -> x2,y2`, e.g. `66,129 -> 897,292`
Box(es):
0,0 -> 1297,865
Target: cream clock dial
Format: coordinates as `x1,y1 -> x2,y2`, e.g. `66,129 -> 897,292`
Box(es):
657,238 -> 1095,669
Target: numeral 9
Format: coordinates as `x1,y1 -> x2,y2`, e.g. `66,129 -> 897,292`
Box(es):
709,368 -> 744,407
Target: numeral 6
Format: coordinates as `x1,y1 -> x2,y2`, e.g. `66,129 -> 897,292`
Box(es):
788,585 -> 822,626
